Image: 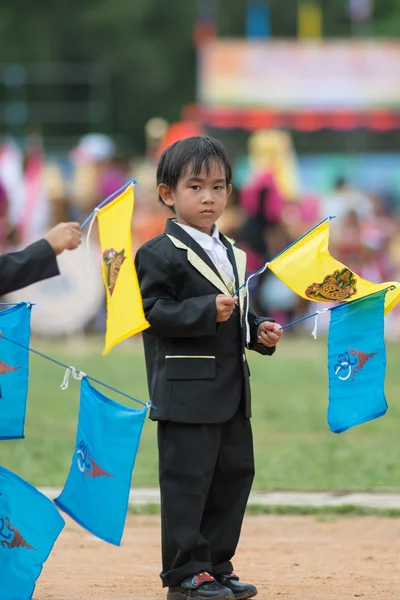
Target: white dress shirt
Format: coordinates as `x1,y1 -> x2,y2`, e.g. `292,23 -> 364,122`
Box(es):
175,221 -> 235,284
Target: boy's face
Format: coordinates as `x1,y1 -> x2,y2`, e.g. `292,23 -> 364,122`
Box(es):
158,161 -> 232,235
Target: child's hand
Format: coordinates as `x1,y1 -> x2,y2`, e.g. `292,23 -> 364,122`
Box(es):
257,321 -> 283,347
216,294 -> 238,323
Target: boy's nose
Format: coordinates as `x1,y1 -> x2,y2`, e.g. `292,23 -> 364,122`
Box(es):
201,190 -> 214,203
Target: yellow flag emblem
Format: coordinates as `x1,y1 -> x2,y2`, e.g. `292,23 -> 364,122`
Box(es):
102,248 -> 126,297
97,184 -> 149,354
268,218 -> 400,315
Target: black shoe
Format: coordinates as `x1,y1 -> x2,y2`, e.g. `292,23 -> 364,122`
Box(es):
215,573 -> 257,600
168,571 -> 234,600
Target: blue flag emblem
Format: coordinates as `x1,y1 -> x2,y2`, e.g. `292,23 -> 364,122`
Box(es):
55,378 -> 147,545
0,466 -> 65,600
328,290 -> 387,433
0,303 -> 31,439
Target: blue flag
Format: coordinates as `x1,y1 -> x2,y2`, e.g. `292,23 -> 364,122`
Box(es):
0,303 -> 31,439
328,290 -> 387,433
0,466 -> 65,600
55,378 -> 147,545
246,1 -> 271,38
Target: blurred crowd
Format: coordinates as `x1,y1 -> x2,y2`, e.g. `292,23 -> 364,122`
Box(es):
1,124 -> 400,338
218,130 -> 400,338
0,123 -> 171,255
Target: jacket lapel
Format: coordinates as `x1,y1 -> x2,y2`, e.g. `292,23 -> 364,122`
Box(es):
165,220 -> 231,296
220,234 -> 247,322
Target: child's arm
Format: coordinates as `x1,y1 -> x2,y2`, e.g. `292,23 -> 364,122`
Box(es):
136,244 -> 218,338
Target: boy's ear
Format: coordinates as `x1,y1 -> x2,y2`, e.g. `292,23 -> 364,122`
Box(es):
158,183 -> 175,208
227,184 -> 233,199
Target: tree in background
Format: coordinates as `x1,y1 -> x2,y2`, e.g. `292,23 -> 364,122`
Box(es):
0,0 -> 398,152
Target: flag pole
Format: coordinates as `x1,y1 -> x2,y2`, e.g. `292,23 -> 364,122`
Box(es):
232,216 -> 336,297
80,179 -> 136,230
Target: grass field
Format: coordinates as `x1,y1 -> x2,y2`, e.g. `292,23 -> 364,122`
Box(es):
0,335 -> 399,491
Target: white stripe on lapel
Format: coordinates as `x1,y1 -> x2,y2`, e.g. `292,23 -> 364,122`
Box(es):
166,234 -> 231,296
224,237 -> 247,322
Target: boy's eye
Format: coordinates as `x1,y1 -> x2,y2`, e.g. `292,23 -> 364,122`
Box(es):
191,185 -> 201,190
214,186 -> 224,190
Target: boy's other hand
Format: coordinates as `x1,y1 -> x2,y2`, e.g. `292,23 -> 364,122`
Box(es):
216,294 -> 238,323
257,321 -> 283,347
44,222 -> 82,255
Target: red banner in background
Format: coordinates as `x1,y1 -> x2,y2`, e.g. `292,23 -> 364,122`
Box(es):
182,104 -> 400,132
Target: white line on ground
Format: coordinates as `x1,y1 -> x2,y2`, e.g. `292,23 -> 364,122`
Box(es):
39,488 -> 400,509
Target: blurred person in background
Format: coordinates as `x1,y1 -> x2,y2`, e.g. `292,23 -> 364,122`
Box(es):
329,190 -> 393,285
0,132 -> 55,251
0,178 -> 12,254
260,189 -> 321,328
333,210 -> 366,273
19,129 -> 51,245
246,129 -> 301,203
235,129 -> 300,316
216,186 -> 245,240
236,172 -> 285,314
320,177 -> 373,242
43,161 -> 70,226
0,139 -> 24,246
130,117 -> 170,251
237,171 -> 284,270
69,133 -> 127,224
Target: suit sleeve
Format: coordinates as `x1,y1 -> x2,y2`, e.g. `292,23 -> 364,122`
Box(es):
135,244 -> 217,338
0,239 -> 60,297
247,306 -> 276,356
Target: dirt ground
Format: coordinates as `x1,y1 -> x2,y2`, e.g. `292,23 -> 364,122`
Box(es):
36,514 -> 400,600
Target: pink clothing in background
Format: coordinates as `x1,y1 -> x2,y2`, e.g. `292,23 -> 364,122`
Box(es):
0,180 -> 8,253
239,172 -> 283,224
99,166 -> 126,200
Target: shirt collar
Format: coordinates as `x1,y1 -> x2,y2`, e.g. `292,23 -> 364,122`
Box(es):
174,221 -> 222,251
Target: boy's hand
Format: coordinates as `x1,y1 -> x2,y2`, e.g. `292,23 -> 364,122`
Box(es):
44,222 -> 82,255
257,321 -> 283,347
216,294 -> 238,323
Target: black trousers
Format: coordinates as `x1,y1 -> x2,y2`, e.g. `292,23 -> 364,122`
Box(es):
157,408 -> 255,588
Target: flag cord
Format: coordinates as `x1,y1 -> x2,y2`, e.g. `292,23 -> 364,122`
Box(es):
272,287 -> 395,333
311,309 -> 330,339
86,208 -> 99,246
244,263 -> 269,345
280,309 -> 329,332
60,366 -> 86,391
85,208 -> 100,294
233,262 -> 269,297
0,332 -> 151,409
80,179 -> 136,230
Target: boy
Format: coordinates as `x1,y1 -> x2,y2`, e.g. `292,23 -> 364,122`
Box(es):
135,136 -> 282,600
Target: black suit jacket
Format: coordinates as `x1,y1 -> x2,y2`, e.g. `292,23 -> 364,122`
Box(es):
0,239 -> 59,297
135,219 -> 275,424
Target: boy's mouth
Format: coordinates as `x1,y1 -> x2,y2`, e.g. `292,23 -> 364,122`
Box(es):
201,209 -> 214,215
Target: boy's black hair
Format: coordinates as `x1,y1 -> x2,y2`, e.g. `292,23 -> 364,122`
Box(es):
156,136 -> 232,210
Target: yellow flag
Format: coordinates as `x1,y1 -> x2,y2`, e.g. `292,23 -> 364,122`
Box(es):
268,218 -> 400,315
97,184 -> 149,354
298,1 -> 322,39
